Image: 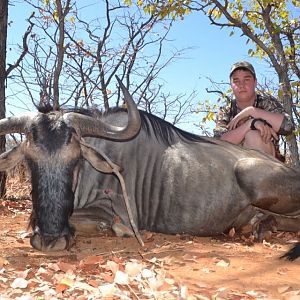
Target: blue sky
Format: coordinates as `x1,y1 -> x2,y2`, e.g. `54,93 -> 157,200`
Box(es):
148,11 -> 272,132
159,11 -> 272,95
6,1 -> 273,133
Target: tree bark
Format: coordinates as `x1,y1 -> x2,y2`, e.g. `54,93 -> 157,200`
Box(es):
0,0 -> 8,196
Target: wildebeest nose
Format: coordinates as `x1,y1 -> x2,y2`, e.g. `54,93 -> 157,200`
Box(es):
30,232 -> 74,252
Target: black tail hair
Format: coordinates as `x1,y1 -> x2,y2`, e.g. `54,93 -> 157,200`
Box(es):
281,242 -> 300,261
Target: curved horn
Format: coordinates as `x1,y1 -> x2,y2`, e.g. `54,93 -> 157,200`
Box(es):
65,76 -> 141,140
0,113 -> 36,136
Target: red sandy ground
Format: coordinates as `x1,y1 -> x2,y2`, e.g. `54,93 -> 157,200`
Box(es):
0,175 -> 299,299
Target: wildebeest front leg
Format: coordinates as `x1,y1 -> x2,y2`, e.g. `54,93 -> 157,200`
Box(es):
234,157 -> 300,216
70,208 -> 112,233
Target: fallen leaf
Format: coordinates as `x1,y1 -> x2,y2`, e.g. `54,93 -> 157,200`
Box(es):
162,256 -> 175,265
38,271 -> 54,283
193,295 -> 210,300
101,272 -> 114,283
27,280 -> 39,289
262,240 -> 272,247
99,283 -> 115,297
80,255 -> 104,266
148,276 -> 165,290
53,273 -> 66,283
201,267 -> 213,274
106,260 -> 119,275
228,227 -> 235,237
182,253 -> 195,261
114,270 -> 129,285
16,268 -> 31,279
0,257 -> 9,269
141,268 -> 154,279
57,261 -> 76,273
147,257 -> 157,264
11,277 -> 28,289
216,260 -> 230,267
88,279 -> 99,288
60,277 -> 75,287
125,261 -> 143,277
277,267 -> 289,275
55,283 -> 69,293
158,280 -> 172,291
143,232 -> 154,242
246,290 -> 267,298
282,290 -> 300,298
213,257 -> 230,267
165,278 -> 175,285
278,285 -> 291,294
191,281 -> 212,289
0,276 -> 8,283
111,256 -> 124,264
36,267 -> 47,275
74,281 -> 99,292
47,263 -> 61,272
18,230 -> 31,239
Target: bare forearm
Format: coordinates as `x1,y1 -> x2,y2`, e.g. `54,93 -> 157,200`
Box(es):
220,120 -> 252,144
246,107 -> 284,132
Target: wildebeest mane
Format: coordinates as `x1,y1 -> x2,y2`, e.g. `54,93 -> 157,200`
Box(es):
137,110 -> 213,146
59,106 -> 214,146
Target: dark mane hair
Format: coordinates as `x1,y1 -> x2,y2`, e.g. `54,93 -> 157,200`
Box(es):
58,106 -> 214,146
138,110 -> 213,146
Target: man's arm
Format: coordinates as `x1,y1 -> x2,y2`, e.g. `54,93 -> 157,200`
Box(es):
214,105 -> 253,144
228,106 -> 284,132
215,107 -> 279,145
228,94 -> 294,135
219,119 -> 252,144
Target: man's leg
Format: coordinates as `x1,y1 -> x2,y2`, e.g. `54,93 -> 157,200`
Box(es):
242,130 -> 275,156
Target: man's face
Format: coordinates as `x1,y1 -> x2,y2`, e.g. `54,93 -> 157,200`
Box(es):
230,69 -> 257,103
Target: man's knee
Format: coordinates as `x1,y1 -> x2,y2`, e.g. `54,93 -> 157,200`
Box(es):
243,131 -> 275,156
244,130 -> 263,146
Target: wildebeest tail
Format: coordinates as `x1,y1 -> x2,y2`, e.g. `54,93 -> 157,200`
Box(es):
281,242 -> 300,261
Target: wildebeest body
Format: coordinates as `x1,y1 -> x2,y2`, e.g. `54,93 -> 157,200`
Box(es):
0,80 -> 300,259
74,110 -> 300,237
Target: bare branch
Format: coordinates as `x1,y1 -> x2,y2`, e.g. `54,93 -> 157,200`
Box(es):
6,12 -> 35,77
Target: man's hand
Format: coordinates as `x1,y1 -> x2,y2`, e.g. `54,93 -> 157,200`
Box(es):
253,120 -> 278,143
228,107 -> 254,130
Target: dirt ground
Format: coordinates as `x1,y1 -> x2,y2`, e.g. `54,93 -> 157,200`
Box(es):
0,176 -> 300,299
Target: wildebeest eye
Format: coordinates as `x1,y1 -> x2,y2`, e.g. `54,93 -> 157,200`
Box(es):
66,127 -> 77,145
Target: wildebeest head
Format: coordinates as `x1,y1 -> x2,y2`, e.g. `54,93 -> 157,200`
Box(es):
0,78 -> 141,251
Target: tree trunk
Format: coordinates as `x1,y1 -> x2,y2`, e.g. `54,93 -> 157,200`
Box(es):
0,0 -> 8,196
280,73 -> 300,169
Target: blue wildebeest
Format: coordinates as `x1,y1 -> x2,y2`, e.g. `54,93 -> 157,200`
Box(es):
0,79 -> 300,260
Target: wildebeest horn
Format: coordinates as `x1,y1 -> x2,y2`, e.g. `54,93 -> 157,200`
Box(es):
0,114 -> 36,136
64,76 -> 141,139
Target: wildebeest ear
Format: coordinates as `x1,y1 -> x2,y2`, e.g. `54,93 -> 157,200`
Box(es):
0,144 -> 25,171
80,142 -> 122,174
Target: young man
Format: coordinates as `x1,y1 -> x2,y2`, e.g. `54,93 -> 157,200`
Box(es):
213,61 -> 294,159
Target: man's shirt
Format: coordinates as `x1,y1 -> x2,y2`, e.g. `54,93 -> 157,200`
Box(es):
213,94 -> 294,139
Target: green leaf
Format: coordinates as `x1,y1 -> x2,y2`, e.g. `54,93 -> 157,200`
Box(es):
124,0 -> 132,6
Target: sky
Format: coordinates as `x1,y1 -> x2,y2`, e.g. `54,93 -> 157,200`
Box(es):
6,1 -> 275,134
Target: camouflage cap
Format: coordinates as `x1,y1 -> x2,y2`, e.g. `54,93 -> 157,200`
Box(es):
230,61 -> 256,79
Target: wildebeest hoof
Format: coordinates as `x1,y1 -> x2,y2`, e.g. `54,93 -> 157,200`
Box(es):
112,222 -> 134,237
30,234 -> 75,252
97,221 -> 111,231
253,215 -> 278,242
70,208 -> 111,233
